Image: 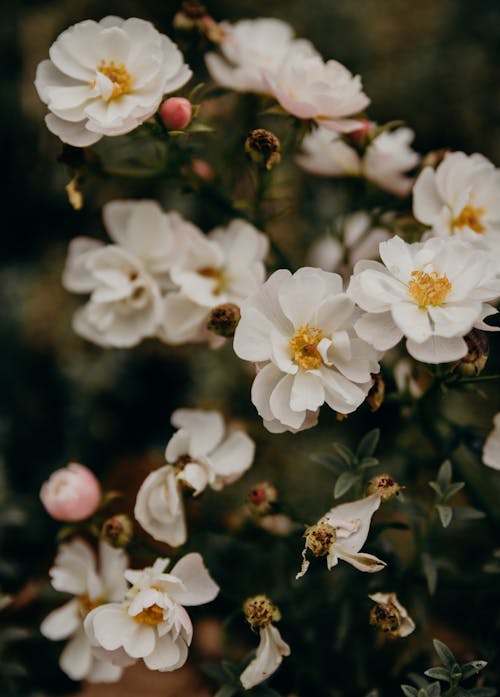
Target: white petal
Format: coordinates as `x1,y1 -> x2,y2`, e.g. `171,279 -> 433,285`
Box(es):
123,623 -> 156,658
171,409 -> 225,457
143,632 -> 182,671
233,307 -> 274,362
324,494 -> 381,554
354,311 -> 403,351
334,547 -> 386,572
269,373 -> 307,429
391,302 -> 432,343
207,431 -> 255,480
41,599 -> 81,640
240,625 -> 290,690
290,370 -> 325,412
406,335 -> 467,363
251,363 -> 285,423
278,268 -> 326,326
169,553 -> 219,606
88,604 -> 134,651
413,167 -> 444,225
60,628 -> 93,680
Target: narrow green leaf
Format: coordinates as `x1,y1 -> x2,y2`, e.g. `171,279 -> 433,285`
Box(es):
401,687 -> 418,697
426,684 -> 442,697
356,429 -> 381,460
423,554 -> 438,595
334,472 -> 360,498
359,457 -> 380,469
461,660 -> 487,679
437,460 -> 453,489
332,442 -> 355,466
443,481 -> 465,502
433,639 -> 456,668
429,481 -> 443,498
424,666 -> 450,682
436,505 -> 453,528
310,453 -> 346,474
453,506 -> 486,521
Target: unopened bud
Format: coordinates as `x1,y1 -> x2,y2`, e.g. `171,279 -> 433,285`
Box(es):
366,372 -> 385,412
160,97 -> 192,131
101,514 -> 133,548
367,474 -> 402,502
347,118 -> 373,148
245,129 -> 281,170
207,303 -> 241,337
303,522 -> 336,557
65,175 -> 84,211
421,148 -> 450,169
369,599 -> 401,635
180,0 -> 207,18
243,594 -> 280,628
191,158 -> 214,181
453,329 -> 489,377
247,481 -> 278,515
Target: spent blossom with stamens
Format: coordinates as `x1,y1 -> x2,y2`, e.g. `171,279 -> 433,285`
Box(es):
205,17 -> 316,94
413,151 -> 500,268
296,494 -> 386,579
348,235 -> 500,364
84,553 -> 219,672
297,125 -> 419,196
35,17 -> 192,147
159,219 -> 268,346
40,538 -> 128,683
62,200 -> 192,348
240,595 -> 290,689
134,409 -> 255,546
233,267 -> 380,433
264,49 -> 370,133
369,592 -> 415,638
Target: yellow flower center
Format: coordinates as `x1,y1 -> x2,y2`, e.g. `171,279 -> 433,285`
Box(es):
198,266 -> 225,294
133,604 -> 165,626
91,60 -> 133,100
453,204 -> 485,234
289,324 -> 324,370
408,270 -> 452,308
78,594 -> 101,619
243,594 -> 281,628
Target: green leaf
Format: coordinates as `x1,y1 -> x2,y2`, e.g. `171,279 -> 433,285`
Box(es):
443,481 -> 465,501
429,481 -> 443,498
423,554 -> 438,595
433,639 -> 456,669
359,457 -> 380,469
188,122 -> 216,133
461,660 -> 487,679
436,505 -> 453,528
356,429 -> 381,460
465,689 -> 498,697
310,453 -> 346,474
426,684 -> 442,697
401,687 -> 418,697
453,506 -> 486,521
437,460 -> 453,489
215,688 -> 239,697
424,666 -> 450,682
332,442 -> 355,466
334,472 -> 360,498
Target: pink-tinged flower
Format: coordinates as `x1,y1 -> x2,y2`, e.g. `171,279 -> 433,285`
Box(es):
134,409 -> 255,546
35,17 -> 192,147
160,97 -> 192,130
84,553 -> 219,672
348,235 -> 500,364
483,413 -> 500,470
40,463 -> 101,521
297,494 -> 386,578
297,125 -> 419,196
413,152 -> 500,268
265,50 -> 370,133
41,538 -> 128,682
233,267 -> 379,433
205,17 -> 316,94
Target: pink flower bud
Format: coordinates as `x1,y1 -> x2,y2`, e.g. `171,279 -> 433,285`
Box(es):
348,119 -> 373,147
159,97 -> 192,130
191,158 -> 214,181
40,462 -> 101,521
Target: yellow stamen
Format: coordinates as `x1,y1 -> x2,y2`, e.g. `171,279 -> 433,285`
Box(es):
408,270 -> 452,308
90,60 -> 133,100
453,204 -> 485,234
78,594 -> 101,619
133,604 -> 164,626
198,266 -> 224,294
289,325 -> 324,370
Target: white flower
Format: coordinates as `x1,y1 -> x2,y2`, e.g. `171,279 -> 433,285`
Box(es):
35,17 -> 192,147
297,125 -> 419,195
63,200 -> 191,348
241,624 -> 290,689
369,592 -> 415,638
413,152 -> 500,266
40,538 -> 128,683
134,409 -> 255,546
297,494 -> 386,579
84,553 -> 219,672
233,267 -> 380,433
205,17 -> 316,94
159,219 -> 269,345
307,211 -> 391,274
265,50 -> 370,133
483,413 -> 500,470
348,235 -> 500,363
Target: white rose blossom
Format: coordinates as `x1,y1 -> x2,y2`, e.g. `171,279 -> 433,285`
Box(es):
297,494 -> 386,579
84,553 -> 219,672
159,219 -> 269,346
368,592 -> 415,638
63,200 -> 191,348
240,595 -> 290,690
483,413 -> 500,470
205,17 -> 316,94
40,538 -> 128,683
307,211 -> 391,274
297,125 -> 419,196
264,49 -> 370,133
233,267 -> 380,433
348,235 -> 500,364
413,151 -> 500,266
35,17 -> 192,147
134,409 -> 255,546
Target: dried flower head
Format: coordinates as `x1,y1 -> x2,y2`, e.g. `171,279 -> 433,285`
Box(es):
207,303 -> 241,337
366,372 -> 385,412
367,474 -> 402,502
243,594 -> 281,629
245,129 -> 281,170
247,481 -> 278,515
368,592 -> 415,638
101,514 -> 134,548
453,329 -> 489,377
303,522 -> 337,557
